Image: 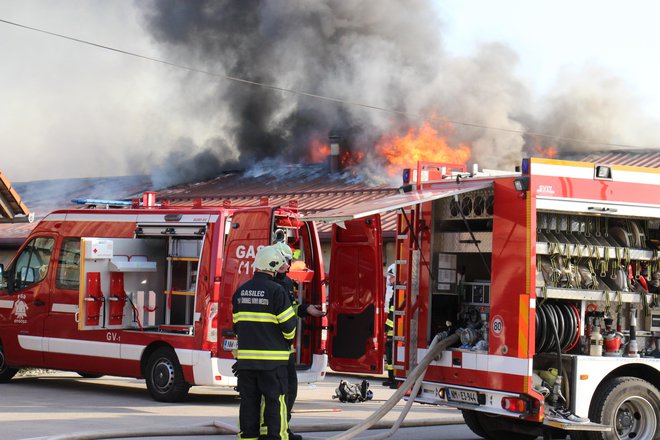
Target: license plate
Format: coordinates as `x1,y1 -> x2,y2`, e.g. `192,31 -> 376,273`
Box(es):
447,388 -> 479,405
223,339 -> 238,351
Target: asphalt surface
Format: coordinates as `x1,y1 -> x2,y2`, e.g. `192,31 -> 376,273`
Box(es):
2,370 -> 476,440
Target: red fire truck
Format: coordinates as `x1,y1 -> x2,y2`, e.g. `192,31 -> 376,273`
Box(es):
308,158 -> 660,439
0,198 -> 385,401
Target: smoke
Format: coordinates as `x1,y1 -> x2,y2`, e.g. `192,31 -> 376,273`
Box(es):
142,1 -> 660,186
4,2 -> 655,186
529,66 -> 660,155
137,0 -> 535,185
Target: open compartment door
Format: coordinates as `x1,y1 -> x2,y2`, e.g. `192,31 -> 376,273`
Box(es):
327,215 -> 384,374
217,207 -> 275,348
219,207 -> 275,303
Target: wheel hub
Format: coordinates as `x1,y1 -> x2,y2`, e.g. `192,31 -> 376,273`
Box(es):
616,407 -> 634,432
615,397 -> 656,439
153,359 -> 174,392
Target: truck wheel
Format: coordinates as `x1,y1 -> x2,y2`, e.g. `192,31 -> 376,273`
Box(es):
0,344 -> 18,383
463,410 -> 538,440
462,410 -> 490,438
576,376 -> 660,440
145,347 -> 190,402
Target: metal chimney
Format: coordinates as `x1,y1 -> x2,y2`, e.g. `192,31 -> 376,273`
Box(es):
329,134 -> 341,173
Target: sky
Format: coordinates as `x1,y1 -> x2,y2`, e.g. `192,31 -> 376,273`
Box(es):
1,1 -> 660,184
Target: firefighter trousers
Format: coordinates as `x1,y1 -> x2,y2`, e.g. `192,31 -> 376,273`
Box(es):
238,365 -> 289,440
286,353 -> 297,422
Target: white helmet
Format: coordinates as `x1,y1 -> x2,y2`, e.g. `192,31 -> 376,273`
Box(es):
386,264 -> 395,277
253,245 -> 287,272
273,242 -> 293,262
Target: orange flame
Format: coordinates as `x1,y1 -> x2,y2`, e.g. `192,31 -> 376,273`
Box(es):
534,145 -> 558,158
377,121 -> 471,175
340,150 -> 363,168
309,138 -> 330,163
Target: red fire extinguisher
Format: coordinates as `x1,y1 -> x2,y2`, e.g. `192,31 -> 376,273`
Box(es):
84,272 -> 104,326
108,272 -> 127,326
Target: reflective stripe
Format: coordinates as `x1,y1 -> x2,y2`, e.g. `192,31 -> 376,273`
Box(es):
279,394 -> 289,439
277,306 -> 295,323
260,399 -> 266,436
282,328 -> 296,340
385,318 -> 393,328
259,393 -> 289,438
237,349 -> 291,361
233,311 -> 278,324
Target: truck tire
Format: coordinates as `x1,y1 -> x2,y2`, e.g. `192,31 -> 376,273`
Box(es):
0,343 -> 18,383
573,376 -> 659,440
462,410 -> 538,440
145,347 -> 190,402
462,410 -> 490,438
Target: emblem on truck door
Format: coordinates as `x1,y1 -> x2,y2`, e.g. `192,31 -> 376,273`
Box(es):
12,295 -> 28,324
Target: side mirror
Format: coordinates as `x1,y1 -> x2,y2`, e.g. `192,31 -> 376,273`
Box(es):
0,263 -> 4,279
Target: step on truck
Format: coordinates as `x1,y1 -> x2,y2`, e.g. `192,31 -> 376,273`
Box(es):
307,158 -> 660,440
0,196 -> 385,401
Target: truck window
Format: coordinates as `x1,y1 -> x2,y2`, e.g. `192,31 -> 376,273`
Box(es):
56,238 -> 81,290
11,237 -> 55,290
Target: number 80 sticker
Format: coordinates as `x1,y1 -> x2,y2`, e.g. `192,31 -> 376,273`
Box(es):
491,315 -> 504,336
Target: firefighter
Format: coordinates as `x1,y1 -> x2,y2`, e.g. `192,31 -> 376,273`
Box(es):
232,245 -> 297,440
272,241 -> 324,440
382,263 -> 396,388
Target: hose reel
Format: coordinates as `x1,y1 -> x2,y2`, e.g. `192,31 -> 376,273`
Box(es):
536,301 -> 580,354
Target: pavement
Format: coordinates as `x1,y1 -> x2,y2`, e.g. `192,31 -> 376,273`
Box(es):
2,370 -> 466,440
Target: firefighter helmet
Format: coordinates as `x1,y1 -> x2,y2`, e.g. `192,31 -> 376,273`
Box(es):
387,264 -> 395,277
254,245 -> 287,273
273,242 -> 293,263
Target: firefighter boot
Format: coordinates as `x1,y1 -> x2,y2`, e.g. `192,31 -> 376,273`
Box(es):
382,370 -> 395,387
287,431 -> 303,440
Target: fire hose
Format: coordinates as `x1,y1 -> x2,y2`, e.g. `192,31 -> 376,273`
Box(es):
43,332 -> 461,440
325,332 -> 460,440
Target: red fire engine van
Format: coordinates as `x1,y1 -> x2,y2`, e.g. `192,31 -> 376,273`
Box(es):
308,158 -> 660,439
0,201 -> 384,402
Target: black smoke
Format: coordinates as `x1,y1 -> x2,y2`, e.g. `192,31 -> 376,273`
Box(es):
137,1 -> 660,187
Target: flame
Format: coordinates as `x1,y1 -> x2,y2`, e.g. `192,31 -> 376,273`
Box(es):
376,121 -> 471,175
529,136 -> 558,158
534,145 -> 558,158
340,150 -> 363,168
309,138 -> 330,163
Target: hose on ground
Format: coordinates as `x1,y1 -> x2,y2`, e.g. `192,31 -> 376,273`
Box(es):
43,420 -> 239,440
43,332 -> 461,440
326,332 -> 460,440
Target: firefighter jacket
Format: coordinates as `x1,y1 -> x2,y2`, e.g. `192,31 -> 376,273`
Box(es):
232,271 -> 297,370
385,295 -> 394,340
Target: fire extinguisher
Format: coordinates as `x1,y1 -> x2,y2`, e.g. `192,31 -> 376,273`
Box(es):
84,272 -> 104,326
602,317 -> 624,356
108,272 -> 127,326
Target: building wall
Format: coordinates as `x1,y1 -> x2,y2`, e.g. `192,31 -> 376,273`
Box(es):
0,248 -> 17,268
